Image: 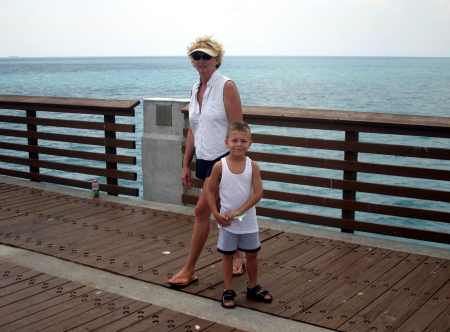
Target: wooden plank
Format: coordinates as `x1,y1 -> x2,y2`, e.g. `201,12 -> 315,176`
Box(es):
22,208 -> 139,248
104,114 -> 118,193
22,292 -> 124,332
91,306 -> 189,332
0,274 -> 60,304
64,297 -> 146,331
260,171 -> 450,203
0,286 -> 95,328
0,287 -> 102,331
0,168 -> 31,181
0,142 -> 136,164
423,305 -> 450,332
0,95 -> 140,113
239,106 -> 450,138
397,280 -> 450,332
0,267 -> 39,289
252,133 -> 450,160
51,214 -> 174,265
0,114 -> 135,132
263,189 -> 450,223
297,250 -> 409,328
0,280 -> 79,317
0,191 -> 64,208
0,128 -> 136,148
85,220 -> 194,272
249,151 -> 450,181
0,154 -> 137,180
84,303 -> 160,331
263,243 -> 364,316
338,256 -> 447,331
26,109 -> 39,181
37,174 -> 139,196
342,130 -> 358,233
198,233 -> 315,299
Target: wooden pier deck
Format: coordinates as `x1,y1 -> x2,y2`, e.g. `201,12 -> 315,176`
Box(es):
0,259 -> 243,332
0,181 -> 449,332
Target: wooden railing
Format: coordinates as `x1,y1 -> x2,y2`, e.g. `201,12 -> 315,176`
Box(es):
0,95 -> 139,196
182,106 -> 450,244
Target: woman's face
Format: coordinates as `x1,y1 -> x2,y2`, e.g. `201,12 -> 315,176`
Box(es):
191,51 -> 219,76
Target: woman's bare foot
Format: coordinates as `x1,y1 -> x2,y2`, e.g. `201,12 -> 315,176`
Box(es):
167,270 -> 198,288
232,252 -> 246,276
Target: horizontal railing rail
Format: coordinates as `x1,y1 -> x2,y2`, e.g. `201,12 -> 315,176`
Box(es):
0,95 -> 139,196
182,106 -> 450,244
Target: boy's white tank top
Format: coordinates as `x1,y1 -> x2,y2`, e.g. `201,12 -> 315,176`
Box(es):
219,157 -> 258,234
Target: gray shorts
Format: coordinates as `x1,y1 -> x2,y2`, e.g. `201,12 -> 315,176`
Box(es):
217,228 -> 261,255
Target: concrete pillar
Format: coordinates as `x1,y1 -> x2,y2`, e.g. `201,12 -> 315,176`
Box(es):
142,98 -> 189,204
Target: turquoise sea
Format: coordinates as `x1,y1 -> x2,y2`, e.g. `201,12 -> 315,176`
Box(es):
0,56 -> 449,240
1,56 -> 450,116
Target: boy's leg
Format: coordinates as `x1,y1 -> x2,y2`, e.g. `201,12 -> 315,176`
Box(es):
245,252 -> 258,288
223,254 -> 234,290
217,229 -> 238,289
236,232 -> 260,287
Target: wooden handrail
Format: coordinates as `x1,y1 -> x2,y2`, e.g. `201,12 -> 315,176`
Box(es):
0,95 -> 139,196
181,105 -> 450,244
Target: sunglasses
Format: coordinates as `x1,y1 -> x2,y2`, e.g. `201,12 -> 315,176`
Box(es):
191,52 -> 212,61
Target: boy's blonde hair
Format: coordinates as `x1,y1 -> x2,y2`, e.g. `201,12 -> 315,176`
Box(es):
227,121 -> 251,138
187,36 -> 224,68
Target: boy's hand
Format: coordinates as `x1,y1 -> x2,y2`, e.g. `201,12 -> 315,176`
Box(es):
225,210 -> 241,222
214,213 -> 231,227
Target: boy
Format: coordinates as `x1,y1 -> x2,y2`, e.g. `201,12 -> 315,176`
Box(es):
206,121 -> 272,309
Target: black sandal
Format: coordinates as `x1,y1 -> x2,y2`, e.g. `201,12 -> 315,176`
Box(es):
247,285 -> 272,303
222,289 -> 237,309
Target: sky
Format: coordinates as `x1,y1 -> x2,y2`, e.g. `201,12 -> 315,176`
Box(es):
1,0 -> 450,57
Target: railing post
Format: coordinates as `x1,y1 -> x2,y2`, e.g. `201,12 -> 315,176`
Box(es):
104,114 -> 118,195
341,130 -> 359,233
142,98 -> 189,204
26,110 -> 40,182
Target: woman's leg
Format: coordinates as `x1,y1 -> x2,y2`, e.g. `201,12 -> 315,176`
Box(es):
232,250 -> 246,275
168,181 -> 211,284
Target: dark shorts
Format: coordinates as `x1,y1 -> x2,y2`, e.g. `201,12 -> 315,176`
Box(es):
195,152 -> 229,180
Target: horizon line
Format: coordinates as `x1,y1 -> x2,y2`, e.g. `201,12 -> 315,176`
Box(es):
1,55 -> 450,59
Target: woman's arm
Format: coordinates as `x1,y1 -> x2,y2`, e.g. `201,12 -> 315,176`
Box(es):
181,128 -> 195,187
224,81 -> 243,123
206,162 -> 230,226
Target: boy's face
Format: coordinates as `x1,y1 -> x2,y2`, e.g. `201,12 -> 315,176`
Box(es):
225,129 -> 252,156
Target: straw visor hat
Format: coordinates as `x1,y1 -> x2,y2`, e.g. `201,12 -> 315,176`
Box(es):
188,47 -> 219,57
187,36 -> 224,68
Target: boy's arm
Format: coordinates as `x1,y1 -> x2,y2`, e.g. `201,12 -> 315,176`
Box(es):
205,162 -> 230,226
227,161 -> 263,219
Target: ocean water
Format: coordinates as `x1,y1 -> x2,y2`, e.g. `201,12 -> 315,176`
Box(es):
0,56 -> 449,239
1,56 -> 450,116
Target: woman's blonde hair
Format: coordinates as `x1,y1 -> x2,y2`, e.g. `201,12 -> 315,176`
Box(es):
187,36 -> 224,68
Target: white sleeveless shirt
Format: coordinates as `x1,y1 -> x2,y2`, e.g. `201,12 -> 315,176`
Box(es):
219,157 -> 258,234
188,71 -> 230,160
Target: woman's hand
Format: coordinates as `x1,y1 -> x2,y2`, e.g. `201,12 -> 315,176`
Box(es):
181,166 -> 192,187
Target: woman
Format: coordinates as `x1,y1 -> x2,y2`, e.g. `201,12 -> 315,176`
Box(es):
168,36 -> 245,287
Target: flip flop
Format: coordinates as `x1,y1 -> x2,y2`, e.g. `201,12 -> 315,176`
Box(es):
168,275 -> 199,289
